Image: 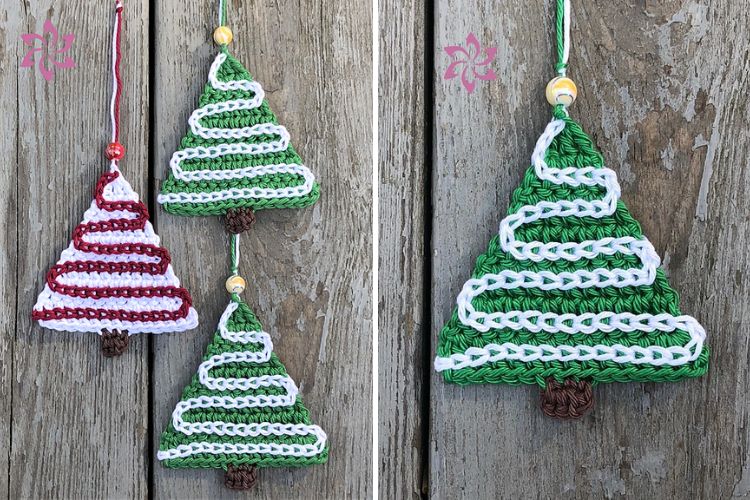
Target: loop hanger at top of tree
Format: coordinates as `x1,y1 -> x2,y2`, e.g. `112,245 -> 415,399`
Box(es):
214,0 -> 233,45
546,0 -> 577,112
107,1 -> 126,166
555,0 -> 571,76
218,0 -> 228,28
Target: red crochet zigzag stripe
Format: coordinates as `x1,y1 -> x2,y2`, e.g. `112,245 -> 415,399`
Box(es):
32,171 -> 193,323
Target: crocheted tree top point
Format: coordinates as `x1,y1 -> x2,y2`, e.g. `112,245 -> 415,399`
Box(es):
33,169 -> 198,335
158,299 -> 328,478
434,113 -> 709,413
157,49 -> 320,216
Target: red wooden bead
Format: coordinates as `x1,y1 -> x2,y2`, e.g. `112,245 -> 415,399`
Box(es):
106,142 -> 125,160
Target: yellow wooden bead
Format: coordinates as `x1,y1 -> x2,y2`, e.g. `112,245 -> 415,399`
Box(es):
225,275 -> 246,294
213,26 -> 233,46
545,77 -> 577,107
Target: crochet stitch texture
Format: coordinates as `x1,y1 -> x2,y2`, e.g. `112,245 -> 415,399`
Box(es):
157,49 -> 320,215
434,111 -> 708,388
32,169 -> 198,334
158,299 -> 329,469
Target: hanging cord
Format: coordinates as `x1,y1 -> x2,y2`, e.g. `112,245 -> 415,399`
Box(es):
218,0 -> 228,27
230,233 -> 240,277
547,0 -> 575,118
213,0 -> 233,52
214,0 -> 232,54
108,1 -> 125,170
555,0 -> 571,76
227,234 -> 245,302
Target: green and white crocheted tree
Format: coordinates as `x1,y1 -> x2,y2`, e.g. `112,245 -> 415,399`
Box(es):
434,111 -> 708,419
157,48 -> 320,219
157,3 -> 326,488
158,299 -> 328,487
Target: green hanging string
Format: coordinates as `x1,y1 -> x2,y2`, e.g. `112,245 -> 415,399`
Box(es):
230,233 -> 239,276
229,233 -> 241,303
218,0 -> 228,27
551,0 -> 572,115
555,0 -> 568,75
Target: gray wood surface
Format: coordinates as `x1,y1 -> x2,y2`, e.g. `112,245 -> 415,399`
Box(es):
421,1 -> 750,499
9,1 -> 150,498
378,0 -> 427,498
2,0 -> 372,498
0,3 -> 20,499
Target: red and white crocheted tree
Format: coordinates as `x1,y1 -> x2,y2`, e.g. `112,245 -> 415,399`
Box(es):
32,169 -> 198,356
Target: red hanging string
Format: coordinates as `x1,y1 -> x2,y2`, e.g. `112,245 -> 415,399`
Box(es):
107,1 -> 126,163
112,1 -> 123,143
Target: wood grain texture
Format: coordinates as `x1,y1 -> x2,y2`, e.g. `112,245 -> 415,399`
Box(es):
378,0 -> 427,498
9,1 -> 150,498
151,0 -> 372,498
427,1 -> 750,499
0,3 -> 20,499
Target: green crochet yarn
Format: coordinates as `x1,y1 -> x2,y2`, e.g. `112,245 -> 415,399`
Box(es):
435,114 -> 708,389
158,299 -> 329,469
158,49 -> 320,216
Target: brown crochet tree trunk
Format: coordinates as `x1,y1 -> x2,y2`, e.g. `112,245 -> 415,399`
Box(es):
225,207 -> 256,234
224,464 -> 258,490
101,329 -> 129,357
540,377 -> 594,419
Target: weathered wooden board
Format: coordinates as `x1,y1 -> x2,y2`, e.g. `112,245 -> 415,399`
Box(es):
8,0 -> 150,498
152,0 -> 373,498
428,1 -> 750,498
0,3 -> 20,499
378,0 -> 428,498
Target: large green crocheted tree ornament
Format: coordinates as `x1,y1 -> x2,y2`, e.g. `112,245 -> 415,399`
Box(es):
434,0 -> 708,419
157,1 -> 327,489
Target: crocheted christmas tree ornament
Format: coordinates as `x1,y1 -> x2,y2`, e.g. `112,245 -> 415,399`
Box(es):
158,299 -> 328,488
32,169 -> 198,356
157,49 -> 320,218
434,111 -> 708,419
156,4 -> 326,484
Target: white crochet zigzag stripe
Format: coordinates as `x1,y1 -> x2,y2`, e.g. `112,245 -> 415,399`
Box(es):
33,172 -> 198,334
157,301 -> 327,460
434,118 -> 706,372
156,52 -> 315,205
